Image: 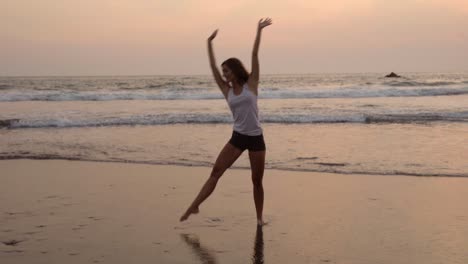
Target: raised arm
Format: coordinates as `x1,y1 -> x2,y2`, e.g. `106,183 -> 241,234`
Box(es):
207,29 -> 229,99
248,18 -> 272,94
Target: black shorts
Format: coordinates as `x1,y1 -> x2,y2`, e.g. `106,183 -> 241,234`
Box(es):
228,131 -> 266,152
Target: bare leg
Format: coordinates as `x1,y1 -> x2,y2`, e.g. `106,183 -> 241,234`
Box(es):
249,150 -> 265,225
180,143 -> 243,222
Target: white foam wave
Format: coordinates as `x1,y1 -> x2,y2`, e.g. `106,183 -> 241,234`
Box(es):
1,85 -> 468,102
4,111 -> 468,129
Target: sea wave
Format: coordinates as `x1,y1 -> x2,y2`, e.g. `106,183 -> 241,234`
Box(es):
364,112 -> 468,123
383,80 -> 462,87
1,86 -> 468,101
3,111 -> 467,129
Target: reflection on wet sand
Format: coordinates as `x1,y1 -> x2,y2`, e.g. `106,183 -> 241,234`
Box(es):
180,226 -> 265,263
180,233 -> 218,264
251,226 -> 264,264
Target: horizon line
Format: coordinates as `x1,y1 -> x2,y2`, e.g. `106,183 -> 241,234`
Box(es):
2,70 -> 468,78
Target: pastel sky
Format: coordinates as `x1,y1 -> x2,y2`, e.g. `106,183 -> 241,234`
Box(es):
2,0 -> 468,76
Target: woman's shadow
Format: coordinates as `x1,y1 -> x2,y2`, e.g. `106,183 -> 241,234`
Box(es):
180,225 -> 264,264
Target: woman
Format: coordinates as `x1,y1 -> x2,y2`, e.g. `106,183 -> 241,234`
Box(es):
180,18 -> 272,226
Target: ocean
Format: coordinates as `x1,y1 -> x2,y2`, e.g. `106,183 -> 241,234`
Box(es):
1,73 -> 467,177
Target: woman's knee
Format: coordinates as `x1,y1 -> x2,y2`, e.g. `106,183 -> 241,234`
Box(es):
251,174 -> 263,187
210,165 -> 225,179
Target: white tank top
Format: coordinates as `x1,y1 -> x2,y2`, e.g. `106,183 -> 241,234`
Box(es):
227,83 -> 262,136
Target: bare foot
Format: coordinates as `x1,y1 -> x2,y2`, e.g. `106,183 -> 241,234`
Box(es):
180,206 -> 199,222
257,219 -> 267,226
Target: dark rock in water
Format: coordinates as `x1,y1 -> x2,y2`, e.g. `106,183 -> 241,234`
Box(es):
385,72 -> 401,78
0,119 -> 19,128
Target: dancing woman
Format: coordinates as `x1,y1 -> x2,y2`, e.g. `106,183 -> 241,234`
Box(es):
180,18 -> 273,226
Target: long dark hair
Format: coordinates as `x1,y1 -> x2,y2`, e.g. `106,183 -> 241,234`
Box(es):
222,58 -> 249,85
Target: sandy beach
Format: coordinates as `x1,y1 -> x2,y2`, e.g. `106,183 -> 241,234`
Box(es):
1,159 -> 467,263
4,1 -> 468,263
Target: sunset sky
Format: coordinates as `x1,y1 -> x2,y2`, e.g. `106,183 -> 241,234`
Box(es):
2,0 -> 468,76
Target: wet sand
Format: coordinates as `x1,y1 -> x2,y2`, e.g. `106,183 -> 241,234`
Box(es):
1,159 -> 468,263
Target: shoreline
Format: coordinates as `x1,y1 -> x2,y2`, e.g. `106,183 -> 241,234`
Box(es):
1,157 -> 467,178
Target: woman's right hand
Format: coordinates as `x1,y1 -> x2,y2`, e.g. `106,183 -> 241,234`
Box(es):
208,29 -> 218,42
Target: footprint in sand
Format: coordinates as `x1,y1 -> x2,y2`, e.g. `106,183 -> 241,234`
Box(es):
2,239 -> 24,246
5,211 -> 34,217
3,249 -> 24,253
206,217 -> 222,222
23,231 -> 40,235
